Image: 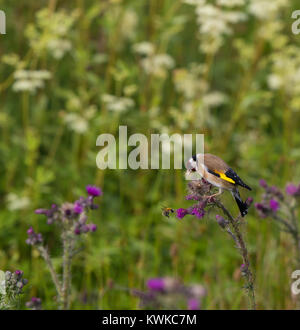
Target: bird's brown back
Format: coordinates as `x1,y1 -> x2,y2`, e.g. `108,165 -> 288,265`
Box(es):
203,153 -> 230,172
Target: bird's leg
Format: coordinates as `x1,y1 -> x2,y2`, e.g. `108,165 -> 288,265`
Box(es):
207,188 -> 223,198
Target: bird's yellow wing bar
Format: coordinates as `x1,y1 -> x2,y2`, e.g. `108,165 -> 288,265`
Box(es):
214,170 -> 235,184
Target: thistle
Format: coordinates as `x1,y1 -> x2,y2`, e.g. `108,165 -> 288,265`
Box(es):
26,185 -> 102,309
0,270 -> 28,310
133,277 -> 206,310
169,179 -> 256,309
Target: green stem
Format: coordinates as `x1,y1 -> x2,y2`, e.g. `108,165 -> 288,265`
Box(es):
216,200 -> 256,310
62,231 -> 72,310
39,246 -> 63,300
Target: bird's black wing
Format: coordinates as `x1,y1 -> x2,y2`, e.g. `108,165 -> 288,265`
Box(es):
225,168 -> 252,190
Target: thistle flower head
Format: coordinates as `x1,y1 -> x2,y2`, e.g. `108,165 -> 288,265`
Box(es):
259,179 -> 268,189
61,202 -> 76,220
176,208 -> 188,219
88,224 -> 97,232
4,269 -> 28,295
269,199 -> 279,212
35,204 -> 59,224
86,185 -> 102,197
286,183 -> 300,196
34,185 -> 102,236
245,197 -> 253,207
254,202 -> 269,218
147,278 -> 165,291
26,297 -> 42,310
187,298 -> 200,310
134,277 -> 206,310
175,179 -> 212,220
26,227 -> 43,246
256,180 -> 285,218
73,202 -> 83,214
190,206 -> 205,219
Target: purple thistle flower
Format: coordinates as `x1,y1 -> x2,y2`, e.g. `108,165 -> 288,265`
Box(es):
254,203 -> 264,211
269,186 -> 284,200
74,221 -> 97,235
26,297 -> 42,310
35,209 -> 47,215
35,204 -> 59,225
15,270 -> 23,277
26,227 -> 43,246
185,195 -> 194,200
245,197 -> 253,207
259,179 -> 268,189
191,206 -> 205,219
269,199 -> 279,212
75,196 -> 98,211
74,227 -> 81,235
254,202 -> 269,218
61,203 -> 74,218
286,183 -> 299,196
187,298 -> 200,310
27,227 -> 34,235
185,194 -> 202,201
147,278 -> 165,291
176,208 -> 188,219
81,225 -> 90,233
73,203 -> 83,214
31,297 -> 40,303
240,263 -> 246,271
89,224 -> 97,232
86,185 -> 102,197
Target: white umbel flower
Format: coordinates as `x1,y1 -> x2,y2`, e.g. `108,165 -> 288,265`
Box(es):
133,42 -> 155,56
12,70 -> 51,93
102,94 -> 135,112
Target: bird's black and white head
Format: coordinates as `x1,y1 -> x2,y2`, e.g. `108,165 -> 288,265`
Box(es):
186,154 -> 197,173
185,154 -> 204,180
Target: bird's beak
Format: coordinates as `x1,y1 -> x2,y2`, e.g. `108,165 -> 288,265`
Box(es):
185,158 -> 196,173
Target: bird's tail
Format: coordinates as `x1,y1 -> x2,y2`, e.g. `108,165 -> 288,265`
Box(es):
231,189 -> 248,217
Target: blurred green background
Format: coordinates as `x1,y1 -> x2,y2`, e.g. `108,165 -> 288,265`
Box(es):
0,0 -> 300,309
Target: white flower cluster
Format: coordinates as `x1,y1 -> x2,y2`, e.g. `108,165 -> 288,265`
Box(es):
12,70 -> 51,93
249,0 -> 286,20
184,0 -> 247,54
173,65 -> 208,100
102,94 -> 135,113
173,63 -> 227,129
63,105 -> 97,134
268,46 -> 300,111
25,8 -> 79,59
133,42 -> 175,78
217,0 -> 245,7
148,107 -> 170,133
47,39 -> 72,60
119,9 -> 139,41
202,91 -> 228,107
248,0 -> 288,41
133,42 -> 155,56
6,193 -> 30,211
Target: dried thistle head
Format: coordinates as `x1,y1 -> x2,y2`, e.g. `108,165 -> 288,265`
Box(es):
187,179 -> 212,197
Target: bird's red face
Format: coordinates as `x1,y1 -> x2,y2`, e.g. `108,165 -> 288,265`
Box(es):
186,157 -> 197,173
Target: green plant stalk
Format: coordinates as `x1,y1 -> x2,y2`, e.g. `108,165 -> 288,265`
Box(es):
216,200 -> 256,310
62,231 -> 72,310
38,246 -> 63,301
22,92 -> 29,136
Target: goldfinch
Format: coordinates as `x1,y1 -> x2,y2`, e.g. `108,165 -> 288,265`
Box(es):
186,153 -> 251,217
